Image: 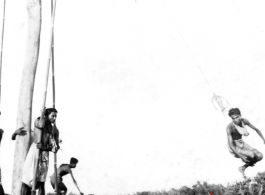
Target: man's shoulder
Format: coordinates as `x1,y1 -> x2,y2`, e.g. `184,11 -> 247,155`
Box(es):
60,164 -> 70,168
60,164 -> 71,171
226,122 -> 234,132
54,124 -> 59,130
227,122 -> 233,128
242,118 -> 249,124
34,117 -> 41,123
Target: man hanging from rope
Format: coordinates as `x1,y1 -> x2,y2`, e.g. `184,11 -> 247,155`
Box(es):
21,108 -> 60,195
227,108 -> 265,179
50,157 -> 84,195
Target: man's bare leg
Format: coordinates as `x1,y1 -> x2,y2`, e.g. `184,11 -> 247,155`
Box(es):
58,182 -> 67,195
237,150 -> 259,178
37,182 -> 45,195
238,164 -> 249,179
21,183 -> 31,195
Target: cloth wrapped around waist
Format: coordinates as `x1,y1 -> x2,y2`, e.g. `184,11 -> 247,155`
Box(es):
233,139 -> 244,148
227,139 -> 253,158
22,143 -> 50,187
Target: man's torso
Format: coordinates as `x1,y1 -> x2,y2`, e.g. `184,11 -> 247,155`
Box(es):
33,118 -> 58,147
228,118 -> 247,141
57,164 -> 71,177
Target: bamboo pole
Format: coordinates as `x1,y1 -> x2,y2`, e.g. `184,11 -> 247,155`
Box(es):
0,1 -> 6,193
31,0 -> 57,194
51,0 -> 56,110
51,1 -> 59,195
0,0 -> 6,115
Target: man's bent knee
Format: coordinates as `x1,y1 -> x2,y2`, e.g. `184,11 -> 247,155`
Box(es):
60,189 -> 67,195
247,151 -> 255,159
252,149 -> 263,161
256,152 -> 263,161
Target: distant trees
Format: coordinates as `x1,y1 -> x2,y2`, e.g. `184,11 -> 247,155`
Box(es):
133,171 -> 265,195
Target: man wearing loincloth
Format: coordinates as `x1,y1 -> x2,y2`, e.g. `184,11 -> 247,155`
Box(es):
50,158 -> 84,195
227,108 -> 265,179
21,108 -> 60,195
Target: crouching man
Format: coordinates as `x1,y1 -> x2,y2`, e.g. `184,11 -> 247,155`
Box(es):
227,108 -> 265,178
50,158 -> 83,195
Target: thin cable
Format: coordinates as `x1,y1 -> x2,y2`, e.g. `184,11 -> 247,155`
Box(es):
164,3 -> 215,94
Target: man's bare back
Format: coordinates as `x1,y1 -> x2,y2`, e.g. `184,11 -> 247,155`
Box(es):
57,164 -> 71,178
50,158 -> 83,195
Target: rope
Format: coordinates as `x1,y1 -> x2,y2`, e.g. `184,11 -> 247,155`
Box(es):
163,3 -> 231,115
31,0 -> 58,194
165,7 -> 215,94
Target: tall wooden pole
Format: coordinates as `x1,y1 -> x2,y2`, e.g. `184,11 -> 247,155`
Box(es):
0,0 -> 6,115
0,1 -> 6,193
11,0 -> 42,195
31,0 -> 57,194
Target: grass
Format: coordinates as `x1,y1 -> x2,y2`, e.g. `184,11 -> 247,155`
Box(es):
45,171 -> 265,195
133,171 -> 265,195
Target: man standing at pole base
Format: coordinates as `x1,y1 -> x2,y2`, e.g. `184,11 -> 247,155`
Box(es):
21,108 -> 60,195
227,108 -> 265,179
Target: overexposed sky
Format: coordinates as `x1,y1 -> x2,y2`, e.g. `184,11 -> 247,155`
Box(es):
0,0 -> 265,194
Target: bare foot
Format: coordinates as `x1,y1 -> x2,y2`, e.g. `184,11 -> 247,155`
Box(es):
238,166 -> 247,179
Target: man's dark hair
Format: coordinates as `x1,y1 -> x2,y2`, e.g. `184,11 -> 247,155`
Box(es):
228,108 -> 241,117
70,157 -> 78,164
0,129 -> 3,143
45,108 -> 58,117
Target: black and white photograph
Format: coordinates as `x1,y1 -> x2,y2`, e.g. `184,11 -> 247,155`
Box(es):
0,0 -> 265,194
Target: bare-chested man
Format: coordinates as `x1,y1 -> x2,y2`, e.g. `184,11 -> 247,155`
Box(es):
227,108 -> 265,179
21,108 -> 60,195
50,158 -> 84,195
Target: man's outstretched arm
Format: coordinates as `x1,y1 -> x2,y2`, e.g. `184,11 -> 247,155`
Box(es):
244,119 -> 265,143
11,127 -> 27,140
70,170 -> 83,195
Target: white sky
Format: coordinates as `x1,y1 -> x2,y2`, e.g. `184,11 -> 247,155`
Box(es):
0,0 -> 265,194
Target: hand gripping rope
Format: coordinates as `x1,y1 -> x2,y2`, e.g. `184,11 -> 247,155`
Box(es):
211,94 -> 231,116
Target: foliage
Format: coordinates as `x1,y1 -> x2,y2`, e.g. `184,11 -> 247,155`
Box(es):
46,172 -> 265,195
133,171 -> 265,195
